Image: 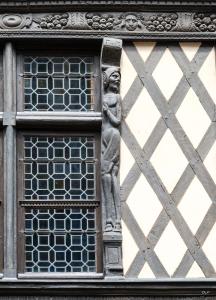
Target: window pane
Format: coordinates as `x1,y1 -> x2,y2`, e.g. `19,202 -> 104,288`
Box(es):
24,57 -> 95,111
25,208 -> 96,272
24,136 -> 95,200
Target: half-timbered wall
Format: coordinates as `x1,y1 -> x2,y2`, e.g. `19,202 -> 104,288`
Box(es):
1,0 -> 216,297
120,41 -> 216,279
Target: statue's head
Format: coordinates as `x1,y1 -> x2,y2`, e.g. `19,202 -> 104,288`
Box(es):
103,67 -> 120,93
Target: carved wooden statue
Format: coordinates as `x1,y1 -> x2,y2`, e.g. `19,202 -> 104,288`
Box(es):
101,66 -> 121,233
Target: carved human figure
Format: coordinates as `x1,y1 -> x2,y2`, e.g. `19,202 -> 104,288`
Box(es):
102,67 -> 121,232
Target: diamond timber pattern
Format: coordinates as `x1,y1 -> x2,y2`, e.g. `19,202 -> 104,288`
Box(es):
120,42 -> 216,278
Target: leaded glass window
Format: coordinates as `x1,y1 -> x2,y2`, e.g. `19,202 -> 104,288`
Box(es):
18,133 -> 100,273
17,133 -> 99,272
17,54 -> 99,112
24,136 -> 95,200
25,208 -> 96,272
16,49 -> 101,275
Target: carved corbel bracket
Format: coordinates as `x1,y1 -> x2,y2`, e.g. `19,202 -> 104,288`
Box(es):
101,38 -> 122,69
100,37 -> 123,277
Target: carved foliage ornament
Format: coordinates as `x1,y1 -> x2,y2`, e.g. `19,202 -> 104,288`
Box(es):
33,13 -> 69,29
143,13 -> 178,32
193,13 -> 216,32
86,13 -> 121,30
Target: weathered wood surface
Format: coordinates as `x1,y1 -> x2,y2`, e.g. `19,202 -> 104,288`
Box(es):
0,296 -> 215,299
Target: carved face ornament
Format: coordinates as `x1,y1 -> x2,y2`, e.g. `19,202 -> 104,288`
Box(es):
125,14 -> 138,31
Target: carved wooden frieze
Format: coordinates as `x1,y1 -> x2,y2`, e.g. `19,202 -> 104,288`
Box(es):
0,11 -> 216,36
30,12 -> 181,32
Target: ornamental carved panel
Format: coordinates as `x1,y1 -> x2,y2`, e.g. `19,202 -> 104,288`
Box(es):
0,12 -> 215,36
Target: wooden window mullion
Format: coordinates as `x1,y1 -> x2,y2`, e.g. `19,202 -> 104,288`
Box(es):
3,42 -> 17,278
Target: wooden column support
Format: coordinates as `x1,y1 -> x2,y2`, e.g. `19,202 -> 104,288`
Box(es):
100,37 -> 123,277
3,43 -> 17,278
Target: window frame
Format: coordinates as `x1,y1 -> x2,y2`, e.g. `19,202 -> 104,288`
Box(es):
0,45 -> 103,278
0,37 -> 124,284
0,133 -> 3,274
17,130 -> 102,275
16,50 -> 101,113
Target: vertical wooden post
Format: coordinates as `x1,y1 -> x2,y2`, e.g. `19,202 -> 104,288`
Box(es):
100,38 -> 123,277
3,43 -> 17,278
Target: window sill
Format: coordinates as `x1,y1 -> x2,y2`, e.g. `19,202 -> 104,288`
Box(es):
14,112 -> 102,129
0,112 -> 102,128
18,272 -> 104,280
0,278 -> 216,297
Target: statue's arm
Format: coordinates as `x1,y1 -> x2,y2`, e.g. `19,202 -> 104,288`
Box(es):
107,110 -> 120,127
106,96 -> 121,127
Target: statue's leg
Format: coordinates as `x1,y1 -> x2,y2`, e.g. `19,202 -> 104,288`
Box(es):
112,167 -> 121,232
102,129 -> 121,232
102,173 -> 114,231
103,129 -> 120,163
